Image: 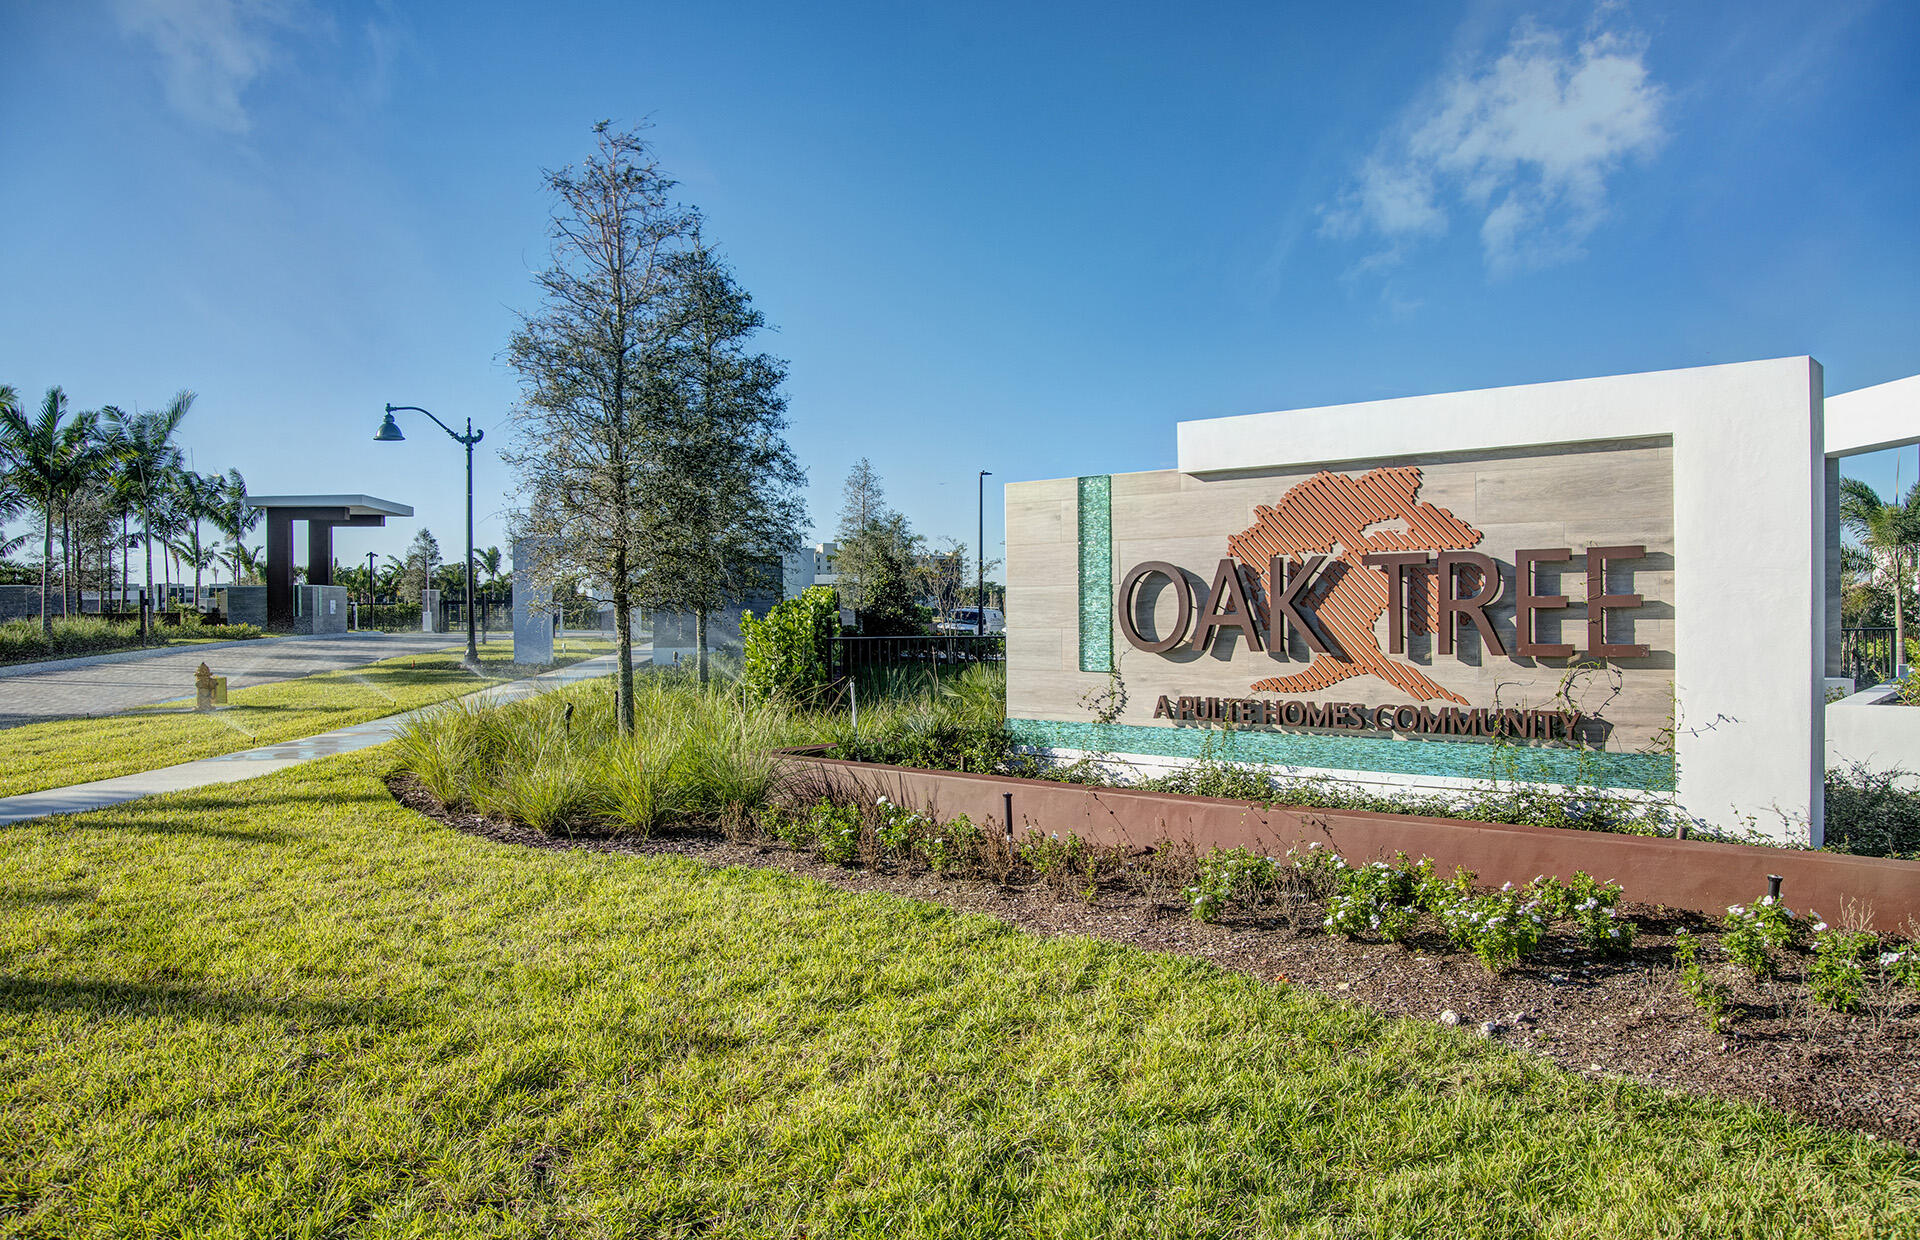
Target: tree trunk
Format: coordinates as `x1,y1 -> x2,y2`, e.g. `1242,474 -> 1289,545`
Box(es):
1896,549 -> 1909,677
696,606 -> 709,685
142,510 -> 154,638
39,508 -> 52,638
613,574 -> 635,736
120,514 -> 129,612
58,508 -> 71,618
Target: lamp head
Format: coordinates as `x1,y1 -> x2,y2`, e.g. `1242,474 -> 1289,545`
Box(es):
374,412 -> 405,443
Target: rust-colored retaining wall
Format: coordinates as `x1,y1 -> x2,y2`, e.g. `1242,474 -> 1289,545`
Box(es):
776,750 -> 1920,932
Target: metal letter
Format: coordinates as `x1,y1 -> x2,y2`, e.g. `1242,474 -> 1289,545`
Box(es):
1190,559 -> 1264,653
1362,552 -> 1430,654
1118,561 -> 1194,654
1585,546 -> 1649,658
1437,551 -> 1505,656
1515,548 -> 1573,658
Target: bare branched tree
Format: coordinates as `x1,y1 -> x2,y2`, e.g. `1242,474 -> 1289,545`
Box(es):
504,122 -> 696,732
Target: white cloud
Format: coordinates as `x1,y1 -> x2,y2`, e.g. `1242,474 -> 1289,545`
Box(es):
111,0 -> 311,133
1322,15 -> 1666,275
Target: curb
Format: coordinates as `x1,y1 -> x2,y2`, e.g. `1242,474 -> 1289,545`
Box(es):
0,631 -> 444,681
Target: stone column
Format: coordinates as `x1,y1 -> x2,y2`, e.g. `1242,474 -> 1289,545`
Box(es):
511,537 -> 557,665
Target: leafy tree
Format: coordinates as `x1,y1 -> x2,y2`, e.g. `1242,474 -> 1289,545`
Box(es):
401,528 -> 442,602
853,512 -> 925,636
640,233 -> 806,684
504,122 -> 697,733
833,457 -> 896,611
1840,476 -> 1920,668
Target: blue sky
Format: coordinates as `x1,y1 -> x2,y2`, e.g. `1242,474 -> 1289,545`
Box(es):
2,0 -> 1915,578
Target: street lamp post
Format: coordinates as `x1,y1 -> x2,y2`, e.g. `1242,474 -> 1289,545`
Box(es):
376,404 -> 482,667
977,470 -> 992,636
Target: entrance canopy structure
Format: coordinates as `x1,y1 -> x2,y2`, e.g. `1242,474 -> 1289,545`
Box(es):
244,494 -> 413,628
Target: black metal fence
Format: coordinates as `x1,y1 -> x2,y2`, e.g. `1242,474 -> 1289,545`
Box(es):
1840,626 -> 1899,688
830,634 -> 1005,681
439,599 -> 514,638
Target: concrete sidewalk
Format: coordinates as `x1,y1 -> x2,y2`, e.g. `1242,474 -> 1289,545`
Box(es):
0,631 -> 465,729
0,653 -> 619,826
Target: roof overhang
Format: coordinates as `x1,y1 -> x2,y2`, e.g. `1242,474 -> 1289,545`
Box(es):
244,494 -> 414,519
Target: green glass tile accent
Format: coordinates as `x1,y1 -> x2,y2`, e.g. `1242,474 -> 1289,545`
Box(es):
1077,475 -> 1113,672
1005,718 -> 1675,791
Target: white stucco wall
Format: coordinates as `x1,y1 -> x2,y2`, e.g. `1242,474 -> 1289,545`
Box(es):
1175,357 -> 1826,844
1826,373 -> 1920,458
1827,687 -> 1920,790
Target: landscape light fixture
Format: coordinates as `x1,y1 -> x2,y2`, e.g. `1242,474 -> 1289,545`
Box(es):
375,402 -> 483,667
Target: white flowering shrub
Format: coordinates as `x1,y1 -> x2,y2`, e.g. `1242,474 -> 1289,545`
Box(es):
918,812 -> 977,874
1323,860 -> 1421,942
1187,848 -> 1283,923
1809,926 -> 1876,1013
1879,944 -> 1920,991
1721,896 -> 1800,978
872,795 -> 927,858
1530,873 -> 1635,955
1428,883 -> 1549,972
1285,842 -> 1349,897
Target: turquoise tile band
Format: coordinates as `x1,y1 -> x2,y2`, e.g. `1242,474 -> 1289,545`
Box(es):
1005,718 -> 1675,791
1076,475 -> 1113,672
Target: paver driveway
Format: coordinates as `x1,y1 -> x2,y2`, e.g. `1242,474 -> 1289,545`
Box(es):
0,632 -> 465,728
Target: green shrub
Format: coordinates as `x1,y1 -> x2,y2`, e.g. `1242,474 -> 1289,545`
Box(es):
1721,896 -> 1800,979
1674,930 -> 1731,1032
740,585 -> 839,704
809,800 -> 862,865
183,621 -> 266,641
0,616 -> 158,663
1823,763 -> 1920,860
1809,926 -> 1875,1013
1185,847 -> 1283,922
1285,842 -> 1350,898
1424,879 -> 1549,972
1323,860 -> 1422,942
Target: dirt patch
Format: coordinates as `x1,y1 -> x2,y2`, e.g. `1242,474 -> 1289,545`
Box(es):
389,773 -> 1920,1147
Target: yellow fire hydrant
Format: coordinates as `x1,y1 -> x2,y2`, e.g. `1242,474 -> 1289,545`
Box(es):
194,663 -> 218,712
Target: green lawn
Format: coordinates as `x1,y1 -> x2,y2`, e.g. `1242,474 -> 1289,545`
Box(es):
0,750 -> 1913,1236
0,639 -> 614,799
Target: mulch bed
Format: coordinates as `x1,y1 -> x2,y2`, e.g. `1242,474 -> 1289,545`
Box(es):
389,773 -> 1920,1147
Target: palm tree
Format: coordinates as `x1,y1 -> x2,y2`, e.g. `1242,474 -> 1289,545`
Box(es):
478,545 -> 504,597
54,410 -> 109,617
1839,476 -> 1920,675
105,392 -> 192,636
168,470 -> 224,607
210,468 -> 260,592
0,387 -> 100,635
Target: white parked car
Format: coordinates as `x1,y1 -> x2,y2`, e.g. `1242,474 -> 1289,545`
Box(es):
936,607 -> 1004,635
